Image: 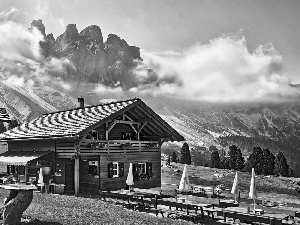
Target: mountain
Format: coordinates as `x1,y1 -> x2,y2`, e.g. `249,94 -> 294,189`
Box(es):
30,19 -> 142,87
1,20 -> 300,176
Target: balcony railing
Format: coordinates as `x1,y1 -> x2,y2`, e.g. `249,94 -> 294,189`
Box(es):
78,139 -> 160,153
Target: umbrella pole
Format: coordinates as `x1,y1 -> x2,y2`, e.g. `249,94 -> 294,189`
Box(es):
253,198 -> 256,211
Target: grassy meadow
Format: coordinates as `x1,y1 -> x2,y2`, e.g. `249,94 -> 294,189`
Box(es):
162,163 -> 300,204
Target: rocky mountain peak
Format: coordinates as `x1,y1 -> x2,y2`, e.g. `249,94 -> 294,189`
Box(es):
80,25 -> 103,44
106,34 -> 126,47
57,24 -> 79,44
46,33 -> 55,42
30,19 -> 46,36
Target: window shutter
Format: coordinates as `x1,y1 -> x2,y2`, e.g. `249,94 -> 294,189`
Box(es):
108,162 -> 113,178
146,163 -> 153,175
119,163 -> 124,177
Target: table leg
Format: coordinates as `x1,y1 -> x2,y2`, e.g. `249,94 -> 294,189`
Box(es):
3,190 -> 33,225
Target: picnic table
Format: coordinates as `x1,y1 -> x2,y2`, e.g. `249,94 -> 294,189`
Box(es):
0,184 -> 37,225
217,206 -> 299,225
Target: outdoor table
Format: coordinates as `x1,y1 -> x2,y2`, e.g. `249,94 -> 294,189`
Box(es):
0,184 -> 37,225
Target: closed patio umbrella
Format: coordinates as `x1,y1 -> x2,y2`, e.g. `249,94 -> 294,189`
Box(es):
179,164 -> 190,199
231,171 -> 239,202
38,168 -> 43,184
249,168 -> 257,210
126,163 -> 134,194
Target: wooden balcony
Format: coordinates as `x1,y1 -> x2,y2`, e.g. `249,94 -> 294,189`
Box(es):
82,140 -> 159,153
56,139 -> 160,155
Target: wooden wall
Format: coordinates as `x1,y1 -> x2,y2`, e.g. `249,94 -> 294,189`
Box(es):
54,158 -> 74,187
109,123 -> 134,140
99,151 -> 161,191
55,139 -> 77,158
79,158 -> 99,194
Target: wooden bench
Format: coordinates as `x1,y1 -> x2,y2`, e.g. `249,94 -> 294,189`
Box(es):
217,210 -> 283,225
176,189 -> 222,198
255,205 -> 300,219
151,198 -> 205,222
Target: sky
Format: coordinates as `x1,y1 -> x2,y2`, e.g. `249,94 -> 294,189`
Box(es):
1,0 -> 300,102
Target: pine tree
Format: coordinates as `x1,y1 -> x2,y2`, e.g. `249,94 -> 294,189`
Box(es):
235,148 -> 245,171
180,142 -> 191,165
219,149 -> 228,169
244,147 -> 264,174
274,151 -> 289,177
228,145 -> 238,170
210,150 -> 220,168
171,151 -> 178,162
262,148 -> 275,175
289,167 -> 294,177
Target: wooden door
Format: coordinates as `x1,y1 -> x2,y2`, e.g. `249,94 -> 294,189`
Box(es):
65,164 -> 74,193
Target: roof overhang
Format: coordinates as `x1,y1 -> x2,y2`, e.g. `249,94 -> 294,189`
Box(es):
0,151 -> 53,166
0,135 -> 79,142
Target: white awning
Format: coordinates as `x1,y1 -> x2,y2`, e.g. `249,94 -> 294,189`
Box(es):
0,151 -> 52,166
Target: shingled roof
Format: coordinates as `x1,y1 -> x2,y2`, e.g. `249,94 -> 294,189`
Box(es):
0,98 -> 184,141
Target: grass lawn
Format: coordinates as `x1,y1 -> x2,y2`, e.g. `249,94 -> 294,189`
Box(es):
1,162 -> 300,224
162,163 -> 300,204
0,188 -> 196,225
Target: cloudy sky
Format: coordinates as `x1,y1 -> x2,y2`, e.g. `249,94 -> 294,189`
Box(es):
1,0 -> 300,102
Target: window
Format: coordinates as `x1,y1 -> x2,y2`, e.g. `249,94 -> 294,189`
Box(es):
108,162 -> 124,178
92,130 -> 100,139
113,162 -> 119,177
7,165 -> 16,174
7,165 -> 26,175
138,163 -> 146,174
86,129 -> 101,139
89,161 -> 98,175
121,132 -> 132,140
133,163 -> 153,181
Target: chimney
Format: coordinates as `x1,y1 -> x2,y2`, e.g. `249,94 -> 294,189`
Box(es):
78,97 -> 84,108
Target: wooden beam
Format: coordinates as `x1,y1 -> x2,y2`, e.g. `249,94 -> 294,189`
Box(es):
133,107 -> 166,136
137,122 -> 147,133
130,124 -> 137,134
105,122 -> 108,140
124,114 -> 133,121
137,118 -> 152,123
136,105 -> 179,140
78,135 -> 87,147
113,120 -> 140,125
126,110 -> 155,136
107,121 -> 117,133
74,157 -> 80,196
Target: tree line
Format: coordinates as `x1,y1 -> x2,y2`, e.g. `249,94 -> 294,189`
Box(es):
210,145 -> 293,177
165,142 -> 293,177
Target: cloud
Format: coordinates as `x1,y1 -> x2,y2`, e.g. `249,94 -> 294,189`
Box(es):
94,83 -> 123,94
0,10 -> 74,91
131,34 -> 299,102
0,7 -> 20,22
0,21 -> 44,62
33,0 -> 49,19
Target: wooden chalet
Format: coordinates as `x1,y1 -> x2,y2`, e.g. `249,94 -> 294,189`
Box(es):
0,98 -> 184,195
